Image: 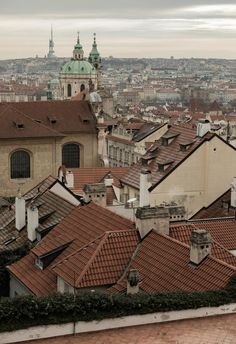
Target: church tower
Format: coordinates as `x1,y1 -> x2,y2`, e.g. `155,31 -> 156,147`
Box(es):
47,26 -> 55,58
88,33 -> 102,89
59,32 -> 98,99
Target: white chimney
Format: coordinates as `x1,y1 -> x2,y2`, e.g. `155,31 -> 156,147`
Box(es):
190,229 -> 212,265
231,177 -> 236,207
139,168 -> 151,207
15,196 -> 26,231
135,206 -> 170,239
66,171 -> 74,188
104,173 -> 113,187
27,206 -> 39,242
197,119 -> 211,137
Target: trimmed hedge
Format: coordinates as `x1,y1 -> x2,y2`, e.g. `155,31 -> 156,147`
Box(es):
1,287 -> 236,333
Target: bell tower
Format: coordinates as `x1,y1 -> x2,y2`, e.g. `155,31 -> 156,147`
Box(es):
88,33 -> 102,88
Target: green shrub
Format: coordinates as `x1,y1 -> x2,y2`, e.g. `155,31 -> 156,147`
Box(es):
1,288 -> 236,333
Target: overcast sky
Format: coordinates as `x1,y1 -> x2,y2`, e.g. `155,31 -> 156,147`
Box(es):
1,1 -> 236,59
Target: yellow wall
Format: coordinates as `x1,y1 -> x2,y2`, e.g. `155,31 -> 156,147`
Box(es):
0,132 -> 98,197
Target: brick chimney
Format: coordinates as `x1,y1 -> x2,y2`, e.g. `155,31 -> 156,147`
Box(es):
127,269 -> 139,294
15,196 -> 26,231
190,229 -> 212,265
139,168 -> 152,207
231,177 -> 236,207
135,206 -> 170,239
27,206 -> 39,242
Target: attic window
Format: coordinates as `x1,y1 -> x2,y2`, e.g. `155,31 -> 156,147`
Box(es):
161,133 -> 179,146
14,121 -> 24,129
179,142 -> 194,152
83,119 -> 89,123
47,116 -> 57,124
35,257 -> 44,270
158,160 -> 174,172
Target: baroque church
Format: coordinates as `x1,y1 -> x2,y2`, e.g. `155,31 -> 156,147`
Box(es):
59,32 -> 102,99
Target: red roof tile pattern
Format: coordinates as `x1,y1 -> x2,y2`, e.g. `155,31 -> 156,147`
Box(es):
8,203 -> 134,295
192,189 -> 235,219
121,126 -> 215,190
111,231 -> 236,294
70,167 -> 130,193
52,230 -> 139,288
170,220 -> 236,251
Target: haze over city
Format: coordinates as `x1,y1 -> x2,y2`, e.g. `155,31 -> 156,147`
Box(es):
1,0 -> 236,59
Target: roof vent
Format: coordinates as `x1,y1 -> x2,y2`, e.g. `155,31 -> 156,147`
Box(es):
161,132 -> 179,146
47,116 -> 57,124
158,160 -> 174,172
13,121 -> 24,129
179,142 -> 194,152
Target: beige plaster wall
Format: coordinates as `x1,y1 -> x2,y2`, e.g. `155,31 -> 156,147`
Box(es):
150,136 -> 236,218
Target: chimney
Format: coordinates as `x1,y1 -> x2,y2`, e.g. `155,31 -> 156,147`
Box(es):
104,173 -> 113,187
196,119 -> 211,137
135,206 -> 170,239
231,177 -> 236,207
15,196 -> 26,231
27,206 -> 39,242
190,229 -> 212,265
127,269 -> 139,294
83,183 -> 106,207
65,170 -> 74,188
139,168 -> 151,207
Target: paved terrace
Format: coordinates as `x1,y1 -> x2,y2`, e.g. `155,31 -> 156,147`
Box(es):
19,313 -> 236,344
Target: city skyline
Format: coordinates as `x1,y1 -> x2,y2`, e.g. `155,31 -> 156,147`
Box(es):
1,1 -> 236,59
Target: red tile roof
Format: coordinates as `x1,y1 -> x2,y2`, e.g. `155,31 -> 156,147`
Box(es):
8,203 -> 134,295
69,167 -> 130,194
52,230 -> 139,288
170,220 -> 236,251
121,126 -> 215,190
111,231 -> 236,294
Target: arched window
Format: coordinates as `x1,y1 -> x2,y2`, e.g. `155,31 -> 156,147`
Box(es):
62,144 -> 80,168
11,150 -> 30,179
67,84 -> 72,97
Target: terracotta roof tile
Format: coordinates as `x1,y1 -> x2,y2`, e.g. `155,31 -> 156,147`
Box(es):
110,231 -> 236,294
70,167 -> 130,194
8,203 -> 134,295
52,230 -> 139,288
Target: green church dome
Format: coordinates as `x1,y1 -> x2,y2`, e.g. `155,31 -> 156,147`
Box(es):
60,60 -> 96,75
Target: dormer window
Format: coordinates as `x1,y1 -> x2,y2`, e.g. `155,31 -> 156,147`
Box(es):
47,116 -> 57,124
158,160 -> 174,172
179,142 -> 194,152
35,257 -> 44,270
161,133 -> 179,146
13,121 -> 24,129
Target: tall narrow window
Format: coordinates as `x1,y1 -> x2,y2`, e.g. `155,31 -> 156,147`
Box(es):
11,150 -> 30,179
62,144 -> 80,168
67,84 -> 72,97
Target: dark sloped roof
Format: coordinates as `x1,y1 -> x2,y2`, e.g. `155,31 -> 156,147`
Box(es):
192,189 -> 235,219
1,100 -> 97,135
0,105 -> 64,139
